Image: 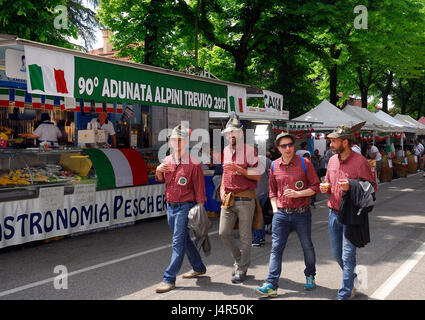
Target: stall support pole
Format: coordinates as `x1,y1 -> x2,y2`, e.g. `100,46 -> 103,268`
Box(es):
401,133 -> 404,154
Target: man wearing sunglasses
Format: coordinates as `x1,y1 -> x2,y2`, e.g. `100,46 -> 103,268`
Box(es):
255,132 -> 320,297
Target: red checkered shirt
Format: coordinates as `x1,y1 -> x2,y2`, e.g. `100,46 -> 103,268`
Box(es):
269,155 -> 320,208
325,151 -> 377,211
221,143 -> 259,193
157,153 -> 207,204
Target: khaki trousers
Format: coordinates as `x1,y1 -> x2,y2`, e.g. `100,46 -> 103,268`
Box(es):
219,199 -> 255,273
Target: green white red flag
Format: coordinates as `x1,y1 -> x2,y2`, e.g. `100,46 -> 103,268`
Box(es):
44,95 -> 54,110
32,93 -> 42,109
95,101 -> 103,113
0,88 -> 10,107
25,45 -> 74,98
14,89 -> 26,108
83,100 -> 91,113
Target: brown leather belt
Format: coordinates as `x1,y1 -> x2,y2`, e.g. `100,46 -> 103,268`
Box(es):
278,206 -> 309,214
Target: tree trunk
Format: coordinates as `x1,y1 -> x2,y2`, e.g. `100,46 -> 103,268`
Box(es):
381,71 -> 393,113
360,87 -> 368,108
234,52 -> 247,82
330,63 -> 338,106
143,0 -> 164,65
356,67 -> 368,108
329,44 -> 342,106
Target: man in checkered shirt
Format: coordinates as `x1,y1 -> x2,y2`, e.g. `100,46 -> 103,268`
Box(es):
219,116 -> 261,284
320,122 -> 377,300
254,131 -> 320,297
154,124 -> 207,293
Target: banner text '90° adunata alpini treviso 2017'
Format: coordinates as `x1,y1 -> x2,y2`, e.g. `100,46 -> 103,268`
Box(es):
75,57 -> 228,112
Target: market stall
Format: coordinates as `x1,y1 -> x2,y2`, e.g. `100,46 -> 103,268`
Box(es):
375,110 -> 419,180
290,100 -> 376,155
1,35 -> 256,249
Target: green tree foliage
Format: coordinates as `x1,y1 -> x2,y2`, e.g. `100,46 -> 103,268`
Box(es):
0,0 -> 74,47
0,0 -> 100,50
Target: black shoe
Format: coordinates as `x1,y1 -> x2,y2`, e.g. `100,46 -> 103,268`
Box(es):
231,271 -> 246,283
260,238 -> 266,245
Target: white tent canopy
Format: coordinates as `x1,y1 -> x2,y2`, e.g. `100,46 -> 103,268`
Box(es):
375,111 -> 417,134
394,114 -> 425,135
342,105 -> 395,132
291,100 -> 374,131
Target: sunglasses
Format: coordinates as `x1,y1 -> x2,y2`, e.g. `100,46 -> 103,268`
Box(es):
278,142 -> 294,149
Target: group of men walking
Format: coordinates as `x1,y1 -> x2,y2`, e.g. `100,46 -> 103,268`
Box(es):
154,118 -> 377,300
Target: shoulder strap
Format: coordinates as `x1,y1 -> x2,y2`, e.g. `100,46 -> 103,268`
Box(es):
300,156 -> 307,176
271,157 -> 307,176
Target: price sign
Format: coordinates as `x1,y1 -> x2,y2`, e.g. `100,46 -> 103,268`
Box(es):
72,183 -> 96,207
39,186 -> 64,212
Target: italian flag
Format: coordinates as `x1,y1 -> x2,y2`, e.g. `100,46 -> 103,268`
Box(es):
24,45 -> 74,98
28,64 -> 69,94
14,90 -> 26,108
74,99 -> 81,112
116,103 -> 123,114
95,101 -> 103,113
44,95 -> 54,110
83,100 -> 91,113
106,102 -> 114,113
32,93 -> 42,109
60,97 -> 65,111
0,88 -> 10,107
83,148 -> 148,190
228,85 -> 246,114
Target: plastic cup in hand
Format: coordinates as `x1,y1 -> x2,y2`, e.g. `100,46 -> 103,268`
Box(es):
320,177 -> 330,192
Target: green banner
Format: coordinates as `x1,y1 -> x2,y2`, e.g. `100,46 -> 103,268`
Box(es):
74,57 -> 228,112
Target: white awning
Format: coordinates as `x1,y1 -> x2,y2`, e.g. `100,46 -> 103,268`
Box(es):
291,100 -> 374,131
394,114 -> 425,135
375,111 -> 416,133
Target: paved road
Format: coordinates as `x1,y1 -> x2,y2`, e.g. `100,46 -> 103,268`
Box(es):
0,173 -> 424,300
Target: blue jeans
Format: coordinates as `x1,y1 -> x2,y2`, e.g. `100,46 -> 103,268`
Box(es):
265,209 -> 316,288
163,202 -> 206,284
252,194 -> 268,244
328,209 -> 357,300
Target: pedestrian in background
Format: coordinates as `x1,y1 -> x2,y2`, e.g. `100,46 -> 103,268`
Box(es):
296,141 -> 310,157
367,142 -> 382,182
311,149 -> 322,177
252,149 -> 271,247
413,139 -> 424,171
154,124 -> 207,293
320,122 -> 377,300
255,132 -> 320,297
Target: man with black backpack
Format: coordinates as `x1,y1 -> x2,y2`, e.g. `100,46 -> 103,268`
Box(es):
254,132 -> 320,297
